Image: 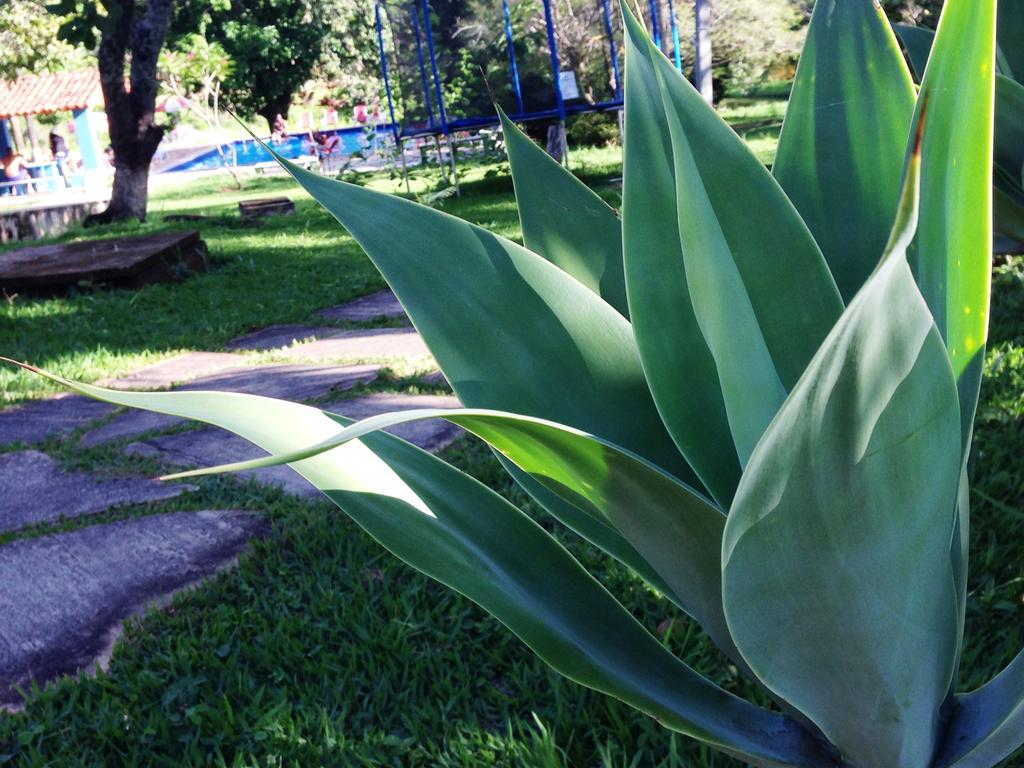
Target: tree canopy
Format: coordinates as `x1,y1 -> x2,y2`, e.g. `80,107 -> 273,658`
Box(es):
169,0 -> 333,129
0,0 -> 90,81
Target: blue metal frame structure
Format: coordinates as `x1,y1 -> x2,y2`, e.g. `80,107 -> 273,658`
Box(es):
502,0 -> 525,113
410,2 -> 437,126
375,2 -> 403,149
666,0 -> 682,70
373,0 -> 682,139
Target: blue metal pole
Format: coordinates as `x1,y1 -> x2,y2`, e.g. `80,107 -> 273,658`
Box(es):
418,0 -> 460,193
666,0 -> 681,70
599,0 -> 622,100
419,0 -> 450,130
541,0 -> 565,122
646,0 -> 662,50
410,1 -> 437,127
375,3 -> 403,149
502,0 -> 524,114
376,1 -> 412,193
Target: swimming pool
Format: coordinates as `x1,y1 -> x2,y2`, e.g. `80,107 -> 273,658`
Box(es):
164,125 -> 393,172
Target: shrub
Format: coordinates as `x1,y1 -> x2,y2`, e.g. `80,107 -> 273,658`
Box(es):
9,1 -> 1020,765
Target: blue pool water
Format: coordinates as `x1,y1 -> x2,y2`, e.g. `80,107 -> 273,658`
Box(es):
165,125 -> 392,172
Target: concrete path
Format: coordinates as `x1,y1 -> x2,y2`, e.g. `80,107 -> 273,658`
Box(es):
0,395 -> 114,448
0,288 -> 460,704
224,324 -> 338,352
103,352 -> 241,390
317,289 -> 406,323
0,451 -> 194,533
276,328 -> 432,363
0,511 -> 267,706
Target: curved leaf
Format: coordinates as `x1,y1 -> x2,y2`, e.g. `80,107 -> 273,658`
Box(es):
621,5 -> 842,506
161,406 -> 741,665
499,108 -> 629,318
251,143 -> 710,599
995,186 -> 1024,242
722,129 -> 961,768
895,23 -> 937,81
908,0 -> 996,448
936,649 -> 1024,767
774,0 -> 917,302
994,74 -> 1024,210
895,23 -> 1024,244
3,361 -> 835,768
998,0 -> 1023,81
267,148 -> 693,485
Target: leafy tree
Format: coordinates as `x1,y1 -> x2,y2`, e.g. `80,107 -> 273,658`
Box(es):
159,33 -> 242,187
50,0 -> 176,224
672,0 -> 805,94
0,0 -> 89,81
315,0 -> 382,109
169,0 -> 330,132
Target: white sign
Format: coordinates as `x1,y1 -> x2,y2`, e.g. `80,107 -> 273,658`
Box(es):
558,70 -> 580,100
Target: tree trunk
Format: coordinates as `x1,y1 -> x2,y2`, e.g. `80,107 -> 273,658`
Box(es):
85,163 -> 150,226
694,0 -> 713,104
88,0 -> 174,225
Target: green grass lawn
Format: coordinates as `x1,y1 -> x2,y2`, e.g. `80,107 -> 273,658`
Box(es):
0,121 -> 1022,767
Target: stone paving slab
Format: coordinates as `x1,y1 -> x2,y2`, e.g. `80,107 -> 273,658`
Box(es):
0,451 -> 194,534
420,370 -> 450,388
0,395 -> 114,448
125,393 -> 465,496
0,510 -> 267,706
224,324 -> 338,352
317,289 -> 407,323
80,363 -> 381,448
277,328 -> 432,362
102,352 -> 242,391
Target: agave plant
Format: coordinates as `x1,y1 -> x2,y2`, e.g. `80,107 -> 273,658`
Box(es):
7,0 -> 1021,765
895,0 -> 1024,243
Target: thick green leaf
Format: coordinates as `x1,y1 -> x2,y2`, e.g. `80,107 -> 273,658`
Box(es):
895,23 -> 1024,243
908,0 -> 996,447
254,145 -> 709,598
621,6 -> 842,505
499,108 -> 629,318
895,23 -> 1014,86
995,186 -> 1024,242
895,23 -> 937,81
936,649 -> 1024,767
161,406 -> 741,666
5,362 -> 835,768
998,0 -> 1023,81
950,462 -> 970,691
774,0 -> 916,302
994,74 -> 1024,210
269,150 -> 692,483
722,133 -> 961,768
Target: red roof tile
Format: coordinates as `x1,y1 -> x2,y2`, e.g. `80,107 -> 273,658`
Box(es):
0,69 -> 102,119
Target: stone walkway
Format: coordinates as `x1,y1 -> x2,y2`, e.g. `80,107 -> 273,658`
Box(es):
0,289 -> 463,706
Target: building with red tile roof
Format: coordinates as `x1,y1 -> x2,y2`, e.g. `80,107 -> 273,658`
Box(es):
0,69 -> 102,120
